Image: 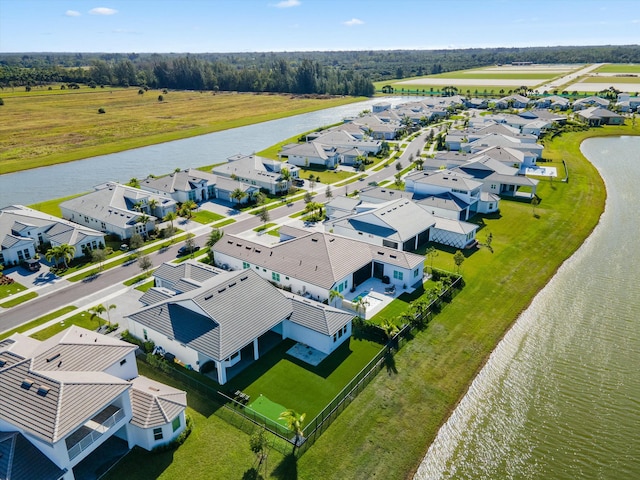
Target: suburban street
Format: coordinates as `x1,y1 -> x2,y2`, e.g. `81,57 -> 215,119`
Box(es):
0,127 -> 435,333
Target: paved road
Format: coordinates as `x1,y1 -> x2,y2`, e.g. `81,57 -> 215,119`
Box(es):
534,63 -> 605,94
0,127 -> 435,332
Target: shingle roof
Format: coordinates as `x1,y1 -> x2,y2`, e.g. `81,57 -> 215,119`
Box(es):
214,232 -> 424,290
127,270 -> 292,361
0,431 -> 66,480
129,375 -> 187,429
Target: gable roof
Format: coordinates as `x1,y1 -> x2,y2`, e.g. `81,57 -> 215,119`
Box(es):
129,376 -> 187,429
128,270 -> 292,361
214,232 -> 424,290
406,170 -> 483,191
141,169 -> 216,194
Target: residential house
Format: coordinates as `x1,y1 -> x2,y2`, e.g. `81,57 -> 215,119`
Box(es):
494,94 -> 531,109
0,205 -> 105,267
463,133 -> 543,161
278,142 -> 341,169
576,107 -> 625,126
213,231 -> 425,303
127,269 -> 355,384
213,154 -> 299,195
213,177 -> 260,205
328,198 -> 435,252
0,326 -> 186,480
615,93 -> 640,112
572,96 -> 610,110
535,95 -> 570,110
405,169 -> 483,215
140,169 -> 217,204
60,183 -> 176,240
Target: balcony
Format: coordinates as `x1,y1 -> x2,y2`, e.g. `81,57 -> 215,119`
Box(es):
66,405 -> 126,461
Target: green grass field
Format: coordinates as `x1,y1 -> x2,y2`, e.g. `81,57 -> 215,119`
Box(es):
0,306 -> 77,340
247,394 -> 289,428
29,311 -> 106,340
0,281 -> 27,300
594,63 -> 640,73
0,88 -> 364,174
581,76 -> 640,84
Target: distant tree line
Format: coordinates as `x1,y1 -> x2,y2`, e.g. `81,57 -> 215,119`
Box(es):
1,45 -> 639,93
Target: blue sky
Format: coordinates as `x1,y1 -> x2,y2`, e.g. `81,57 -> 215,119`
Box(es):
0,0 -> 638,53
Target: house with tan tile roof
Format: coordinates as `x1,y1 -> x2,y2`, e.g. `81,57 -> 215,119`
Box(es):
0,326 -> 186,480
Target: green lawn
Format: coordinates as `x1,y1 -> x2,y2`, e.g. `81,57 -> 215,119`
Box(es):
29,311 -> 106,340
190,210 -> 224,224
29,192 -> 88,217
580,76 -> 640,84
135,280 -> 155,292
0,291 -> 37,308
253,222 -> 277,232
594,64 -> 640,74
0,306 -> 77,340
225,338 -> 382,424
0,281 -> 27,300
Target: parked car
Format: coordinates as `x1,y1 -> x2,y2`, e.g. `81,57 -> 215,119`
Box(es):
177,244 -> 199,256
293,179 -> 305,187
24,259 -> 41,272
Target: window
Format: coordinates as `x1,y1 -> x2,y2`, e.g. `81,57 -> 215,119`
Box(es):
172,416 -> 181,432
338,283 -> 343,293
393,270 -> 403,281
333,333 -> 337,342
120,358 -> 127,366
153,428 -> 164,441
414,268 -> 419,278
143,329 -> 148,340
272,272 -> 280,282
243,261 -> 250,269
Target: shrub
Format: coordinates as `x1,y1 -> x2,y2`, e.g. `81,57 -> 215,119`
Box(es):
98,107 -> 106,114
0,98 -> 4,106
158,95 -> 164,102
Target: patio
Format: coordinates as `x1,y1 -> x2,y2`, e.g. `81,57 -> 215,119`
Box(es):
342,277 -> 416,320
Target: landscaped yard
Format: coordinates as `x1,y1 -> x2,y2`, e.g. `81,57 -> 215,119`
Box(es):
190,210 -> 224,224
0,281 -> 27,300
0,306 -> 77,340
29,311 -> 107,340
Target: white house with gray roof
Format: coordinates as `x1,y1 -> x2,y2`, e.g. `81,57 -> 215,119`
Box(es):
60,183 -> 177,240
127,269 -> 355,384
140,168 -> 217,204
213,154 -> 300,195
0,326 -> 186,480
329,198 -> 435,252
278,142 -> 341,169
0,205 -> 105,267
213,231 -> 425,302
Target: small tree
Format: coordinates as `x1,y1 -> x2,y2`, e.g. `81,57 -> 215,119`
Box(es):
258,206 -> 270,225
426,246 -> 438,270
0,98 -> 4,106
303,191 -> 313,204
325,185 -> 333,199
158,95 -> 164,102
98,107 -> 106,114
453,250 -> 465,273
249,428 -> 269,474
396,161 -> 403,172
91,248 -> 108,271
531,196 -> 540,216
138,255 -> 153,276
129,233 -> 144,251
206,228 -> 223,264
184,233 -> 197,256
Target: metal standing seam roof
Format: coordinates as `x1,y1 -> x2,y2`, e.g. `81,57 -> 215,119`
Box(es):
129,375 -> 187,429
140,287 -> 175,306
127,269 -> 293,361
334,199 -> 435,242
406,170 -> 483,191
415,193 -> 469,212
214,232 -> 424,290
0,431 -> 66,480
286,293 -> 354,336
433,217 -> 478,235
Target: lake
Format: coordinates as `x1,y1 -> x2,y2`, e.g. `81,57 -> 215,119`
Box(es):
415,135 -> 640,479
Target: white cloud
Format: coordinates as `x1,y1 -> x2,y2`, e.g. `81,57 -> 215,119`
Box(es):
65,10 -> 81,17
343,18 -> 364,26
89,7 -> 118,15
272,0 -> 301,7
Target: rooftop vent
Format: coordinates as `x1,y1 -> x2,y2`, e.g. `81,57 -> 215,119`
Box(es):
240,276 -> 248,281
37,385 -> 50,397
21,379 -> 33,390
218,288 -> 226,294
204,294 -> 213,301
46,353 -> 61,363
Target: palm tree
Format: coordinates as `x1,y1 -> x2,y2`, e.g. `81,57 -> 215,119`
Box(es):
57,244 -> 76,269
206,228 -> 224,264
355,296 -> 368,318
89,304 -> 106,329
329,289 -> 343,307
148,198 -> 159,214
380,318 -> 400,340
137,213 -> 151,236
230,188 -> 248,205
280,167 -> 291,190
163,211 -> 177,229
279,410 -> 306,452
45,245 -> 61,268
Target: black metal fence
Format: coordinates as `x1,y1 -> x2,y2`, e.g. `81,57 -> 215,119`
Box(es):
138,273 -> 464,457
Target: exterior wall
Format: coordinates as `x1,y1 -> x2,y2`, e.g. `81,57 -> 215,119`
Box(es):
213,254 -> 330,301
287,154 -> 337,168
0,238 -> 36,266
477,198 -> 500,214
103,350 -> 139,380
126,320 -> 201,371
430,227 -> 476,249
416,203 -> 462,221
381,263 -> 422,288
283,320 -> 351,355
126,410 -> 186,451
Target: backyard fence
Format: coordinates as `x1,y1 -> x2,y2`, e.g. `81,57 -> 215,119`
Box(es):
136,273 -> 464,457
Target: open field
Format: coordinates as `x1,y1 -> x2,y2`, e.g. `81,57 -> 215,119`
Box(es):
0,88 -> 363,174
481,64 -> 582,73
567,81 -> 640,92
102,122 -> 639,480
395,77 -> 542,86
594,63 -> 640,74
581,76 -> 640,83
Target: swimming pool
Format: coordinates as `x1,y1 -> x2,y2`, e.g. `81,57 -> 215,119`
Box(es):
354,291 -> 384,309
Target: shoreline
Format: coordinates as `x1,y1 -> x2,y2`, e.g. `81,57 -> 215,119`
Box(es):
409,130 -> 636,479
